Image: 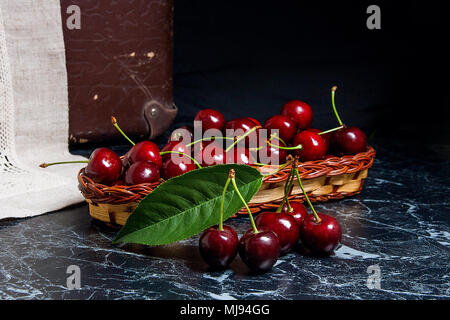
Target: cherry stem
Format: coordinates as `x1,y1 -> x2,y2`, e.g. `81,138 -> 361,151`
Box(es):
225,126 -> 260,152
185,136 -> 234,148
259,156 -> 295,176
276,166 -> 295,213
267,142 -> 303,150
318,125 -> 345,136
331,86 -> 344,126
285,168 -> 296,209
219,176 -> 232,231
230,169 -> 259,234
111,116 -> 136,146
294,165 -> 321,223
159,151 -> 203,169
39,161 -> 89,168
250,134 -> 287,152
268,133 -> 287,146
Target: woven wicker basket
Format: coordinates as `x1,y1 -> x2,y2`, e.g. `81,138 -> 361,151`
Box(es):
78,146 -> 375,226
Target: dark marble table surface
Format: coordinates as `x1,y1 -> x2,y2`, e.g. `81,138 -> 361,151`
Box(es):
1,139 -> 449,300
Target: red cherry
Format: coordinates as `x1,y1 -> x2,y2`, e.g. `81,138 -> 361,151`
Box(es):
124,161 -> 160,185
122,149 -> 132,168
282,201 -> 308,226
161,155 -> 196,180
300,213 -> 342,254
128,141 -> 162,168
281,100 -> 313,129
224,118 -> 259,147
85,148 -> 122,184
332,126 -> 367,155
196,143 -> 226,167
247,117 -> 261,127
225,118 -> 258,133
238,229 -> 280,273
199,225 -> 238,269
264,115 -> 298,142
161,141 -> 190,161
111,179 -> 125,186
307,128 -> 330,152
168,125 -> 194,143
194,109 -> 225,132
293,130 -> 327,161
257,138 -> 288,165
226,147 -> 255,165
255,212 -> 300,254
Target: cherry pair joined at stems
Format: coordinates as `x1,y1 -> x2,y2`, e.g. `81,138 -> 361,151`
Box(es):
199,169 -> 281,272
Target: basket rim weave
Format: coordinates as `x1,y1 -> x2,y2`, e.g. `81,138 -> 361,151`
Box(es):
78,146 -> 375,205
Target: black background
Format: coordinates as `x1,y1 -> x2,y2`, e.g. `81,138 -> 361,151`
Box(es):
170,0 -> 449,159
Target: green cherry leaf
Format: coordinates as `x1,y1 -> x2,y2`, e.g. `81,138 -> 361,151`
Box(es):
112,164 -> 263,246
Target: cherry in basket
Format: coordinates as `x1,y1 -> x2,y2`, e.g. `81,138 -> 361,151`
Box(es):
328,86 -> 367,155
292,130 -> 327,161
281,100 -> 313,129
40,147 -> 122,185
161,155 -> 197,180
124,161 -> 160,185
264,115 -> 298,142
332,126 -> 367,155
194,109 -> 225,132
111,116 -> 162,168
257,136 -> 289,165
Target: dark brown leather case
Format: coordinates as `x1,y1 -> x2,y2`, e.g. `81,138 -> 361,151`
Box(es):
61,0 -> 176,145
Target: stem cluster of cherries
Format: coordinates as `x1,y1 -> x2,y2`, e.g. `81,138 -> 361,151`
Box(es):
199,159 -> 342,273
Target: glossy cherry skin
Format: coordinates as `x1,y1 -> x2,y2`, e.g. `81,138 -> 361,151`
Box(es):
161,141 -> 190,162
161,155 -> 197,180
224,118 -> 259,147
194,109 -> 225,132
307,128 -> 330,152
332,126 -> 367,155
238,229 -> 280,273
85,148 -> 122,184
199,225 -> 238,269
122,149 -> 132,168
281,100 -> 313,129
168,125 -> 194,143
112,179 -> 125,186
293,130 -> 327,161
196,143 -> 226,167
124,161 -> 160,185
264,115 -> 298,142
226,147 -> 255,165
247,117 -> 261,127
257,139 -> 288,165
128,141 -> 162,168
300,213 -> 342,254
282,201 -> 308,226
255,212 -> 300,254
225,117 -> 258,133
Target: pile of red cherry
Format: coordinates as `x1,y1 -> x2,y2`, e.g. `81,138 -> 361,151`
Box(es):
41,87 -> 368,274
49,86 -> 367,190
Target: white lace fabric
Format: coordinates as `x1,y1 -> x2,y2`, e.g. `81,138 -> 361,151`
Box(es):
0,0 -> 86,219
